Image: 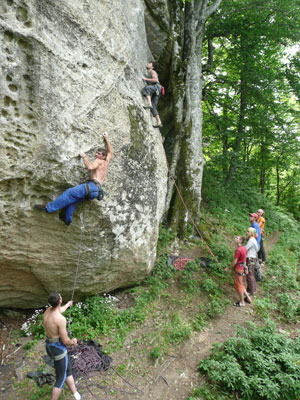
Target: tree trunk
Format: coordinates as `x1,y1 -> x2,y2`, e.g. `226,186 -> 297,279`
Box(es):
226,73 -> 247,182
167,0 -> 223,237
276,164 -> 280,206
260,141 -> 266,194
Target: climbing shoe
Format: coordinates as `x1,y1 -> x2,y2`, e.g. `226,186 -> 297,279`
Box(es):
59,209 -> 71,226
34,204 -> 46,211
153,124 -> 163,129
143,105 -> 153,110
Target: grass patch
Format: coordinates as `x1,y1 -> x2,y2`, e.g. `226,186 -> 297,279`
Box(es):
197,322 -> 300,400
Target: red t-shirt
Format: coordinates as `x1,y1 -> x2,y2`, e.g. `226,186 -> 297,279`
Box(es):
234,246 -> 247,272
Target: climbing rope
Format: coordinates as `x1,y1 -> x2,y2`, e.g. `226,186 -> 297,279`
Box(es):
68,205 -> 86,331
68,341 -> 142,398
157,128 -> 221,265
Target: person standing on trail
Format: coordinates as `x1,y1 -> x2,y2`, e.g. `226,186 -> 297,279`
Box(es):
249,213 -> 261,249
245,227 -> 258,297
34,133 -> 113,225
226,235 -> 252,307
142,61 -> 163,129
257,209 -> 266,266
43,292 -> 81,400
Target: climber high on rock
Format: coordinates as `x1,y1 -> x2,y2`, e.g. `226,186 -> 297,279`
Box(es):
34,132 -> 113,225
142,61 -> 163,129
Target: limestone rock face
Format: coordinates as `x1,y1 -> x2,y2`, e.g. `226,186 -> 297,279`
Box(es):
0,0 -> 168,308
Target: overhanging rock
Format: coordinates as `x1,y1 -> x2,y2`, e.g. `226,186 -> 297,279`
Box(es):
0,0 -> 167,308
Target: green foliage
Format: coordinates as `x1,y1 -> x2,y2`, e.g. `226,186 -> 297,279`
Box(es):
29,384 -> 52,400
200,273 -> 221,295
177,260 -> 201,294
198,323 -> 300,400
164,313 -> 192,345
276,293 -> 300,323
204,295 -> 229,319
260,229 -> 300,322
149,346 -> 162,361
187,383 -> 231,400
253,298 -> 277,320
192,313 -> 207,331
157,225 -> 177,253
210,234 -> 233,266
200,0 -> 300,218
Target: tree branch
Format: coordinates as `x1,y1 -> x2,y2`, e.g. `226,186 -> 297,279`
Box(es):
202,37 -> 214,72
205,0 -> 223,18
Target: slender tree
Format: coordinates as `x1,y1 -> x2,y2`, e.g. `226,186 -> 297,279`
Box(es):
165,0 -> 223,236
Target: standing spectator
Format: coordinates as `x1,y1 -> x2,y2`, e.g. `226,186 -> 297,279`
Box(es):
257,209 -> 266,266
249,213 -> 261,249
226,236 -> 252,307
245,227 -> 258,297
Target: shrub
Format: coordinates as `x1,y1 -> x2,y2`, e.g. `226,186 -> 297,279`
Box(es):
198,322 -> 300,400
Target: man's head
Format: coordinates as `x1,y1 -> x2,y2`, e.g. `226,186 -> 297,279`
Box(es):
249,213 -> 258,222
48,292 -> 62,308
96,148 -> 107,160
146,61 -> 156,71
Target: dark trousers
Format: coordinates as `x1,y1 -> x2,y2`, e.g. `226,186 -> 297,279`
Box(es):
142,85 -> 160,116
246,258 -> 257,296
258,237 -> 266,262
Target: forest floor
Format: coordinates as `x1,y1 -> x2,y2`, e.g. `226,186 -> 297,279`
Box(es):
1,232 -> 299,400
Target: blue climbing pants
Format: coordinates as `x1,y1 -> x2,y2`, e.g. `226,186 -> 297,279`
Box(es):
46,182 -> 99,224
45,340 -> 71,389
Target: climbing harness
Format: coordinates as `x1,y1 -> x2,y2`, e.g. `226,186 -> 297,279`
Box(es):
85,179 -> 105,201
46,338 -> 67,361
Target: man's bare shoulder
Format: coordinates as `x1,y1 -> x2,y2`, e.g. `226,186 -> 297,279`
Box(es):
96,159 -> 109,168
44,309 -> 65,323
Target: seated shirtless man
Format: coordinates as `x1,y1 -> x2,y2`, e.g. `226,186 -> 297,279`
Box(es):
35,132 -> 113,225
43,292 -> 81,400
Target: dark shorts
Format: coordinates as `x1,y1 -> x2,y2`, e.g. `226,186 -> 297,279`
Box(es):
46,341 -> 72,389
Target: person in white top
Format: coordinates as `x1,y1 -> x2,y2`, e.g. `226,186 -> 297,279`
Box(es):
245,227 -> 258,297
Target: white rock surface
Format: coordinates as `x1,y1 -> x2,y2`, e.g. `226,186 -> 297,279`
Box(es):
0,0 -> 167,308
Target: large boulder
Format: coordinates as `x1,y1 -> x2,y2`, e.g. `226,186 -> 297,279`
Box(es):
0,0 -> 168,308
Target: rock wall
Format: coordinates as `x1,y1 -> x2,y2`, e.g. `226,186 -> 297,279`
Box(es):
0,0 -> 168,308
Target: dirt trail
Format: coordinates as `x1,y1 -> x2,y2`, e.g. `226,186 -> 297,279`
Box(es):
0,233 -> 280,400
135,232 -> 281,400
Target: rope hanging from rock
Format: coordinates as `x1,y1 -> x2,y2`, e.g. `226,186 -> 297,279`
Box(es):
68,205 -> 86,332
64,212 -> 143,398
156,128 -> 221,267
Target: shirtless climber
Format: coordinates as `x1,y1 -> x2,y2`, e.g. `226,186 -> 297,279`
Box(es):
142,61 -> 163,129
43,292 -> 81,400
34,133 -> 113,225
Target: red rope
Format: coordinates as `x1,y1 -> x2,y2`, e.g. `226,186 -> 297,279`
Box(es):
158,131 -> 220,264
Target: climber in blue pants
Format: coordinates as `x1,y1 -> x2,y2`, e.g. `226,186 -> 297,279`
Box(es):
34,133 -> 113,225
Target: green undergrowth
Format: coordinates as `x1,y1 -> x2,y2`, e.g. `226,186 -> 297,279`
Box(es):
19,179 -> 300,400
201,174 -> 298,237
187,180 -> 300,400
22,254 -> 230,354
19,247 -> 233,397
195,322 -> 300,400
253,230 -> 300,323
